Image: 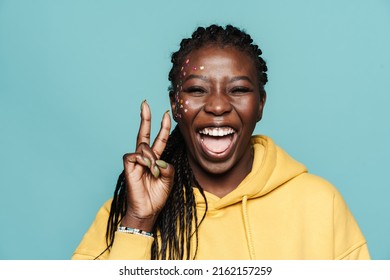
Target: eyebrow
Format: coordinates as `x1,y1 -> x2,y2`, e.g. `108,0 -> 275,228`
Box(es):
229,76 -> 254,85
184,74 -> 209,82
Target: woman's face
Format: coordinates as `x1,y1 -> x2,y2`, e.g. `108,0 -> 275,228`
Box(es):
171,45 -> 266,176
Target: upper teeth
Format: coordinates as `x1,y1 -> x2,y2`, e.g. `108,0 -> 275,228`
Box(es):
199,127 -> 235,137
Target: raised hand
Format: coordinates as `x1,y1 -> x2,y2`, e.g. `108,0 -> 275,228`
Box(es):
121,100 -> 174,232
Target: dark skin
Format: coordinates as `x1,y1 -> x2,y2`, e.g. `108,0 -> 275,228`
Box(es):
121,45 -> 266,231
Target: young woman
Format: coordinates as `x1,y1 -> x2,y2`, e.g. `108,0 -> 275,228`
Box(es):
72,24 -> 369,260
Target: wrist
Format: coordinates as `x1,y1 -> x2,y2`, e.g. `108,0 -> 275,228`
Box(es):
121,212 -> 157,232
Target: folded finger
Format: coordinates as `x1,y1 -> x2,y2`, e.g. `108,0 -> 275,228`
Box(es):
123,153 -> 150,170
138,143 -> 161,178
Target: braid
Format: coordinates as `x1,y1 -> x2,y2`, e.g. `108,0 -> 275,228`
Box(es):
151,125 -> 205,259
94,171 -> 126,260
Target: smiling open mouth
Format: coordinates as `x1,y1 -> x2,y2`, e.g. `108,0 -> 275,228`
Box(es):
199,127 -> 236,155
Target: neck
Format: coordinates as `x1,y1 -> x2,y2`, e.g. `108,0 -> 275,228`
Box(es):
189,148 -> 254,198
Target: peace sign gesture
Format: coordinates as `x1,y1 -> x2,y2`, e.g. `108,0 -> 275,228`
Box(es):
121,101 -> 174,232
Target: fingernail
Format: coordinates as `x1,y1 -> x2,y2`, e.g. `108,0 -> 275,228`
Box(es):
143,157 -> 151,168
156,160 -> 168,169
165,110 -> 170,115
140,99 -> 147,111
152,165 -> 160,178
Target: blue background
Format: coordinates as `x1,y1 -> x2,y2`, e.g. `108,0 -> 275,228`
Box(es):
0,0 -> 389,259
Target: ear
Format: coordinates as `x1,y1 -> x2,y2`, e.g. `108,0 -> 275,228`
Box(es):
256,92 -> 267,122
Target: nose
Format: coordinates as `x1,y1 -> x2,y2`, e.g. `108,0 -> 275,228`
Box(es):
203,91 -> 233,116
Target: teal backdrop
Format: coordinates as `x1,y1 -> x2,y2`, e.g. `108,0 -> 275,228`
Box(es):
0,0 -> 389,259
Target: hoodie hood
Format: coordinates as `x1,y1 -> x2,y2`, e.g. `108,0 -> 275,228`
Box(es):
194,135 -> 307,210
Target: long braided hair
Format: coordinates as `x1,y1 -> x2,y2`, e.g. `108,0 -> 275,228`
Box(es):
103,24 -> 268,260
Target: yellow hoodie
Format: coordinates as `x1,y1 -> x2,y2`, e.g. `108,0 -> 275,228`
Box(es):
72,135 -> 370,260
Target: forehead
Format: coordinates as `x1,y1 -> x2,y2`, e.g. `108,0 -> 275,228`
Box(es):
185,45 -> 256,73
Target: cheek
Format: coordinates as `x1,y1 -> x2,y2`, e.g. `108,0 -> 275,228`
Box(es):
177,96 -> 203,118
174,98 -> 188,120
181,99 -> 190,113
234,97 -> 261,124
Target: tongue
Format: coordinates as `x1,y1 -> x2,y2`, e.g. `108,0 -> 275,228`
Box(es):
202,135 -> 232,153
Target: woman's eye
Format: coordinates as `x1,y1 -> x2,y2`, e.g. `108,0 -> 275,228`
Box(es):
230,87 -> 251,94
185,87 -> 206,95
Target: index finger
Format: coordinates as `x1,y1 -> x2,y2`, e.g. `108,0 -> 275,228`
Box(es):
136,100 -> 151,149
151,110 -> 171,159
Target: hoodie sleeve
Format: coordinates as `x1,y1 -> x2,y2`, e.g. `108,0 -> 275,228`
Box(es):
71,199 -> 153,260
332,191 -> 370,260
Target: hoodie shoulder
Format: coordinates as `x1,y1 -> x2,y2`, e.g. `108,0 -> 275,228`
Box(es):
72,199 -> 112,259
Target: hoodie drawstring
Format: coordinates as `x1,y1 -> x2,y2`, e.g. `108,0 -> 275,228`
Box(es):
242,195 -> 256,259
